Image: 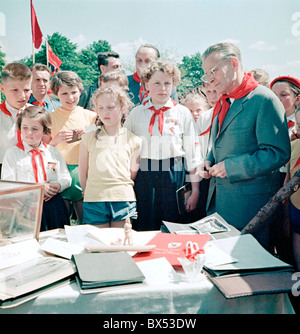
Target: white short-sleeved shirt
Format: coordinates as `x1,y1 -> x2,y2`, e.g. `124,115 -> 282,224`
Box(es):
1,140 -> 71,192
280,113 -> 295,173
0,101 -> 21,163
197,108 -> 214,160
124,99 -> 202,171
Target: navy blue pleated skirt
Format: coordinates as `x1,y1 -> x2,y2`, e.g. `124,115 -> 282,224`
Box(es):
40,193 -> 70,231
133,157 -> 187,231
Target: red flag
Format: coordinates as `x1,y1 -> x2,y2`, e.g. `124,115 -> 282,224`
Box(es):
30,0 -> 43,49
47,42 -> 62,71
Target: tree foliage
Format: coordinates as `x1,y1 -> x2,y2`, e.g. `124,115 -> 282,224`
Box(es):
177,52 -> 204,97
0,45 -> 6,101
17,32 -> 203,93
19,32 -> 112,87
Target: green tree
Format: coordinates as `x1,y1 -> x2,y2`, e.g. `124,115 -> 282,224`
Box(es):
20,32 -> 77,67
177,52 -> 204,97
78,40 -> 111,80
19,33 -> 113,87
0,45 -> 5,71
0,45 -> 6,101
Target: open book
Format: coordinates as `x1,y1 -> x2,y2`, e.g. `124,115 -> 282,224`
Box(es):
162,213 -> 232,235
0,256 -> 76,307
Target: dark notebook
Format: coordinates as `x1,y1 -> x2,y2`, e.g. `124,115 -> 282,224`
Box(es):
72,252 -> 145,292
203,235 -> 294,298
176,183 -> 192,214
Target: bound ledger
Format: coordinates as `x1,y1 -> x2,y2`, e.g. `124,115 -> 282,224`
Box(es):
204,234 -> 295,298
72,251 -> 145,293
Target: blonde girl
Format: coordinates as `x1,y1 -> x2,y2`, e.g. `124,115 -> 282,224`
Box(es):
79,86 -> 141,227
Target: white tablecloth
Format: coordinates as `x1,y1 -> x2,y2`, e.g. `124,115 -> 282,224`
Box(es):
0,274 -> 294,314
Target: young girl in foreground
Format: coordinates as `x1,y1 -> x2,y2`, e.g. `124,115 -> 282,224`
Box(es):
125,60 -> 201,231
1,106 -> 71,231
79,86 -> 142,227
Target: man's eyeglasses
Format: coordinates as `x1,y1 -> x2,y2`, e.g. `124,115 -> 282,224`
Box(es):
201,57 -> 230,84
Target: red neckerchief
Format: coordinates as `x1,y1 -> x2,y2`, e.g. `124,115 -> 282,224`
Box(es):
288,120 -> 295,129
133,71 -> 149,103
200,73 -> 259,138
31,100 -> 46,107
16,141 -> 48,183
148,99 -> 178,136
0,100 -> 22,144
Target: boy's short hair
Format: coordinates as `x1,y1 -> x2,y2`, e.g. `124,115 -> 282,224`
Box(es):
17,105 -> 52,135
181,91 -> 210,109
1,62 -> 32,82
140,60 -> 181,88
97,51 -> 120,68
30,63 -> 51,74
99,70 -> 129,89
249,68 -> 270,87
50,70 -> 84,95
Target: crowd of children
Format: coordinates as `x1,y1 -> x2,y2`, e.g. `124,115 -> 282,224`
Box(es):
0,50 -> 300,271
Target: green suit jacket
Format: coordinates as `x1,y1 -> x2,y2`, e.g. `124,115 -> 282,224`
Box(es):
206,84 -> 290,234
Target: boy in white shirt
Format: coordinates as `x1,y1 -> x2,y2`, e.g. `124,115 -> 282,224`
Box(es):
0,62 -> 32,176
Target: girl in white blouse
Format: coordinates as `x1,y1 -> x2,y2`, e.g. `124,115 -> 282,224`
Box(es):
125,60 -> 202,231
1,106 -> 71,231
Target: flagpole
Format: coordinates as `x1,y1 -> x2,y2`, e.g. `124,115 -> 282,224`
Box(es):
46,38 -> 49,67
31,0 -> 34,64
32,42 -> 35,64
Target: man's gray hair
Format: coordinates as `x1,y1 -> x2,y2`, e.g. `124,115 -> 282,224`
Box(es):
202,42 -> 243,68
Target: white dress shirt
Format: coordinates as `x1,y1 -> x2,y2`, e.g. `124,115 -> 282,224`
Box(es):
1,141 -> 71,192
124,98 -> 202,171
197,108 -> 214,160
0,101 -> 20,163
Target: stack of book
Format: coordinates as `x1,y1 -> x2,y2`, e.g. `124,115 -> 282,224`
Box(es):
203,234 -> 295,298
72,251 -> 146,293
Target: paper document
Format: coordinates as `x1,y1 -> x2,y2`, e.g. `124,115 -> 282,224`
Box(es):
40,238 -> 83,259
0,239 -> 41,270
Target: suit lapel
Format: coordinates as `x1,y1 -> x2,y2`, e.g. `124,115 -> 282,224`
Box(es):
218,98 -> 243,137
217,90 -> 254,137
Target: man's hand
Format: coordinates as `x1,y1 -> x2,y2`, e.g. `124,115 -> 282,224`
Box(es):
209,161 -> 227,178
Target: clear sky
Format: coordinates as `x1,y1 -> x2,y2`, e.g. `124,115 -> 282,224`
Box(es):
0,0 -> 299,80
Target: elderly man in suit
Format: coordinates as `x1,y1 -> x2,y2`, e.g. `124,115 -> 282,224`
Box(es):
200,42 -> 291,249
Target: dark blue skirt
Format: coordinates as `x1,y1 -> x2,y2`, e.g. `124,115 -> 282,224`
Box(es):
133,157 -> 195,231
40,193 -> 70,231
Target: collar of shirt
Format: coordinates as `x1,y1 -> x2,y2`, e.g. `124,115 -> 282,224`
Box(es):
5,101 -> 21,117
287,113 -> 295,122
28,94 -> 50,107
22,140 -> 47,154
144,98 -> 174,110
98,126 -> 127,138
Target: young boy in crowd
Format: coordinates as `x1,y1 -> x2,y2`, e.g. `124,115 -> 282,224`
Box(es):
0,62 -> 32,176
44,70 -> 97,223
181,90 -> 210,123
